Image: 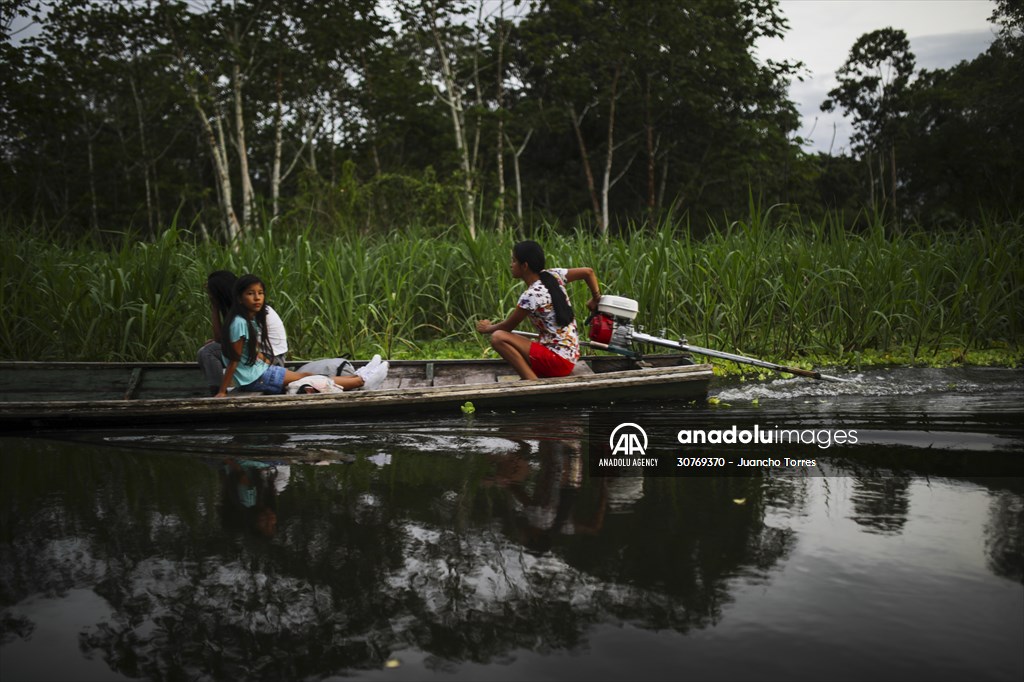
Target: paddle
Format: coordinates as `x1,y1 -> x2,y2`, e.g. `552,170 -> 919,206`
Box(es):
514,330 -> 853,383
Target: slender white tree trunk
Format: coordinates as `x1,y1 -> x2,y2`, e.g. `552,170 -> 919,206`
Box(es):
87,133 -> 98,231
658,151 -> 669,209
644,75 -> 656,213
600,66 -> 621,237
215,112 -> 242,241
233,62 -> 255,232
205,97 -> 241,242
867,154 -> 876,207
272,72 -> 283,220
429,8 -> 475,238
890,144 -> 897,216
506,129 -> 532,229
172,38 -> 240,240
569,104 -> 602,232
494,2 -> 506,233
359,49 -> 384,177
129,76 -> 154,234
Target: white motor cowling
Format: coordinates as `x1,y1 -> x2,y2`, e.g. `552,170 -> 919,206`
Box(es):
589,295 -> 638,347
597,295 -> 639,321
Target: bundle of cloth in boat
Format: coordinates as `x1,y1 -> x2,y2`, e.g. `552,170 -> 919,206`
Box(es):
286,375 -> 345,394
287,357 -> 354,395
287,357 -> 388,394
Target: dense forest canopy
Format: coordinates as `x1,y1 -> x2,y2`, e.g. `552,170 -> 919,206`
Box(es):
1,0 -> 1021,240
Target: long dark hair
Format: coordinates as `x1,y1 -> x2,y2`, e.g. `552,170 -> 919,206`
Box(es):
513,240 -> 574,327
207,270 -> 237,322
221,274 -> 270,366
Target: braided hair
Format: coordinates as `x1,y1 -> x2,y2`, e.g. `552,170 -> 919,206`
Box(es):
513,241 -> 574,327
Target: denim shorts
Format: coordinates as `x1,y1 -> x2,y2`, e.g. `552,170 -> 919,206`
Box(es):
239,364 -> 287,395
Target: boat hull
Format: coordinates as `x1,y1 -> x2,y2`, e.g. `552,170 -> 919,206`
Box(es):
0,357 -> 712,430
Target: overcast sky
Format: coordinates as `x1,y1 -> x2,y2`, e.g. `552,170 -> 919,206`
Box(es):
756,0 -> 1000,154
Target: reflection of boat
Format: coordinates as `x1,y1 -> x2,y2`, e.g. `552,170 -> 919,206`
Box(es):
0,355 -> 712,430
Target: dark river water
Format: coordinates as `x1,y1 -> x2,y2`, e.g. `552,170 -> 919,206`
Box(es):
1,367 -> 1022,681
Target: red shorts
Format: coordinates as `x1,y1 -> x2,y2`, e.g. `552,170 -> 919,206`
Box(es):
528,342 -> 576,377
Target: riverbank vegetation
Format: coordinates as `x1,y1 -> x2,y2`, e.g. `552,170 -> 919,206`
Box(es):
2,1 -> 1022,371
2,215 -> 1020,369
3,1 -> 1022,237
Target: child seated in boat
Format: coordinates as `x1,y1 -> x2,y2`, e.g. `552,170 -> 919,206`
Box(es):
215,274 -> 389,397
476,240 -> 601,380
198,270 -> 289,395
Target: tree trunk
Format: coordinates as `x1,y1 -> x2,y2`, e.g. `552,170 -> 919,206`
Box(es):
212,112 -> 242,242
471,2 -> 484,188
878,152 -> 887,204
329,115 -> 337,186
429,13 -> 475,238
129,76 -> 154,234
506,129 -> 532,233
569,104 -> 602,232
179,42 -> 241,242
359,49 -> 383,177
600,65 -> 621,237
86,131 -> 98,232
233,62 -> 255,232
658,151 -> 669,210
890,143 -> 897,217
494,2 -> 506,233
214,107 -> 241,242
644,74 -> 656,213
272,71 -> 283,220
867,155 -> 875,208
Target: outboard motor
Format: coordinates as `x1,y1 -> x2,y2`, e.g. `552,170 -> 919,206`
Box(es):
588,295 -> 639,354
583,294 -> 850,381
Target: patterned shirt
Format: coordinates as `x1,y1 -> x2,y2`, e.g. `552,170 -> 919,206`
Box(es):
516,268 -> 579,362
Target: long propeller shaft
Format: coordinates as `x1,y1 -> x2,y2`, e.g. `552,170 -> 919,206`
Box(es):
630,331 -> 852,383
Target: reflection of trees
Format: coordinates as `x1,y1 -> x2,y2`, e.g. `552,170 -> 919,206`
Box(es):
1,437 -> 795,679
761,475 -> 813,519
480,440 -> 795,633
985,491 -> 1024,584
848,475 -> 911,535
563,476 -> 794,629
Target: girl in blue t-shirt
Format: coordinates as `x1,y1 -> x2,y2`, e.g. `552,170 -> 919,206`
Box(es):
215,274 -> 388,396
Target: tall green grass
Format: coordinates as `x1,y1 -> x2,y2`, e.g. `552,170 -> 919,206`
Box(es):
1,213 -> 1021,364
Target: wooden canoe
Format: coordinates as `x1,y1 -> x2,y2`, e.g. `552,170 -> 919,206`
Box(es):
0,355 -> 713,430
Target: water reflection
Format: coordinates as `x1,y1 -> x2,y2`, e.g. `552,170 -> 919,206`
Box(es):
0,436 -> 795,678
848,475 -> 912,535
2,367 -> 1023,681
484,432 -> 606,554
986,492 -> 1024,583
